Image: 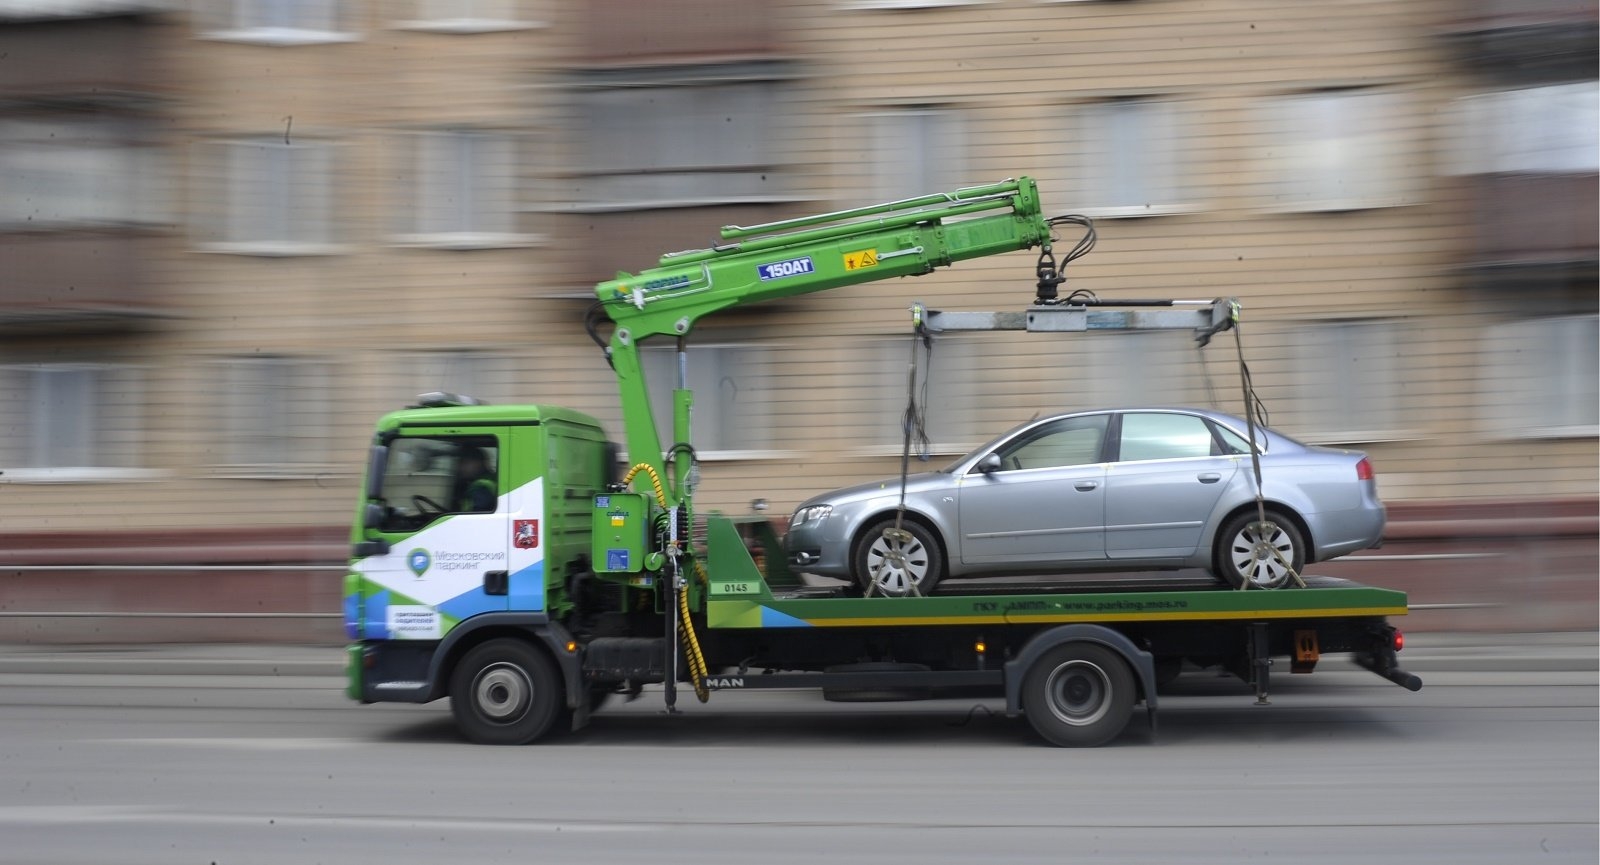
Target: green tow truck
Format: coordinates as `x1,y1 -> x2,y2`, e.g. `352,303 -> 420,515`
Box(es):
344,178 -> 1420,747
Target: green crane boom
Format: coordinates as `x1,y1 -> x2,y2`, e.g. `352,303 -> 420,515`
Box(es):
593,177 -> 1055,511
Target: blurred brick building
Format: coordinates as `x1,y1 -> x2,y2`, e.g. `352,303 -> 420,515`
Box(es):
0,0 -> 1594,639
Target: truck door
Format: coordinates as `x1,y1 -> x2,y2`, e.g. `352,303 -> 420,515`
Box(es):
958,414 -> 1109,566
354,429 -> 511,641
1103,412 -> 1240,560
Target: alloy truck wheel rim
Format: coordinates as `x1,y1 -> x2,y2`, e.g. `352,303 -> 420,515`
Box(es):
1044,660 -> 1112,726
1230,521 -> 1293,587
474,663 -> 532,722
867,533 -> 929,594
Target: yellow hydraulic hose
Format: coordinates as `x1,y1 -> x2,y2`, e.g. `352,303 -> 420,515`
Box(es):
623,462 -> 709,701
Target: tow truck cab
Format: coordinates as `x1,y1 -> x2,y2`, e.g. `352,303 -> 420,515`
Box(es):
343,393 -> 613,692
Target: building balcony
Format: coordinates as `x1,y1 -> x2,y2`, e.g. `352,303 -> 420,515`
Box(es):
1445,0 -> 1598,83
0,233 -> 166,332
0,13 -> 170,102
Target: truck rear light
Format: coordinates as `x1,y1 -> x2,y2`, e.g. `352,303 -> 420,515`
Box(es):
1356,457 -> 1375,481
1392,630 -> 1404,652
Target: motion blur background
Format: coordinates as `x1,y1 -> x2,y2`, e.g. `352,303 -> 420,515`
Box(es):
0,0 -> 1594,641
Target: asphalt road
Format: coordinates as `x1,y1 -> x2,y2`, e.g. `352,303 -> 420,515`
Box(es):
0,643 -> 1594,865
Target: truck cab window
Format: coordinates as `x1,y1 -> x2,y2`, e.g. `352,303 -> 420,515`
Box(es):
376,435 -> 499,532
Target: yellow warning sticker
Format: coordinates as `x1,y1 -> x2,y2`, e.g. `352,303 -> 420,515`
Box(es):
843,249 -> 879,271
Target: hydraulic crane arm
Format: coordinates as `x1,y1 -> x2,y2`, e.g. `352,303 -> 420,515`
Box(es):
593,177 -> 1056,507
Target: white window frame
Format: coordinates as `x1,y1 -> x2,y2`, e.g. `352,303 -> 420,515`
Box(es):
0,363 -> 157,483
391,130 -> 538,249
1289,319 -> 1414,445
1063,97 -> 1195,219
839,0 -> 990,9
860,107 -> 969,204
195,0 -> 358,45
1478,314 -> 1599,439
193,138 -> 342,256
1260,88 -> 1414,213
394,0 -> 546,32
212,356 -> 339,477
638,342 -> 789,461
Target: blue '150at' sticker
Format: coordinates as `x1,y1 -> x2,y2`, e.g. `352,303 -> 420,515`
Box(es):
757,256 -> 814,281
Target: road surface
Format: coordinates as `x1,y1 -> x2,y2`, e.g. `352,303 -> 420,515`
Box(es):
0,642 -> 1594,864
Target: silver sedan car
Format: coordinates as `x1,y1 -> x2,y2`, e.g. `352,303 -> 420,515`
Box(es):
784,408 -> 1385,595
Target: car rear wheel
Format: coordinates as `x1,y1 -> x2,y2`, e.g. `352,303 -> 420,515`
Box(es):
1214,509 -> 1305,589
853,518 -> 943,597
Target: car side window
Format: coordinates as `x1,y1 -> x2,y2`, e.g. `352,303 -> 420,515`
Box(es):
1118,413 -> 1218,462
993,415 -> 1109,471
1212,423 -> 1258,455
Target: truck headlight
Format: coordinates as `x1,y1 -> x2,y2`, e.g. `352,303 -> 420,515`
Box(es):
790,504 -> 832,527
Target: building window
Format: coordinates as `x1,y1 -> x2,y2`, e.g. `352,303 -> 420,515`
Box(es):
558,65 -> 795,212
1479,314 -> 1599,438
1453,82 -> 1600,175
0,363 -> 147,481
396,0 -> 544,31
1062,98 -> 1191,218
861,108 -> 968,202
0,117 -> 165,229
1260,88 -> 1415,212
397,350 -> 517,406
196,0 -> 357,44
393,131 -> 528,247
1084,332 -> 1204,409
864,335 -> 984,456
639,343 -> 776,458
1290,320 -> 1407,443
216,357 -> 335,474
192,139 -> 337,254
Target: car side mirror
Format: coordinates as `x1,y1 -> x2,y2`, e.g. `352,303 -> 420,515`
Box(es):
978,453 -> 1002,474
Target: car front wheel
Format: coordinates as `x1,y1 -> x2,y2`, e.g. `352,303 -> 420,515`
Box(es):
1214,509 -> 1305,589
853,518 -> 944,597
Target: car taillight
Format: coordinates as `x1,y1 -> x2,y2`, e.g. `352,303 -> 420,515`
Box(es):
1356,457 -> 1375,481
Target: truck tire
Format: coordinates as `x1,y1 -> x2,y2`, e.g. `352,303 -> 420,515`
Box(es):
1021,643 -> 1135,747
450,638 -> 563,745
853,518 -> 943,597
1214,509 -> 1305,589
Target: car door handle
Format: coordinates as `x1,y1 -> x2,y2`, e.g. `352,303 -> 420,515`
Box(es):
1074,481 -> 1099,491
1197,472 -> 1222,483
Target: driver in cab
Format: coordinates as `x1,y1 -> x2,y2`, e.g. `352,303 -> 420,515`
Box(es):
451,446 -> 497,513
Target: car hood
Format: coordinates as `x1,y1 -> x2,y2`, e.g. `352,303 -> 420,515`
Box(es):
796,471 -> 953,508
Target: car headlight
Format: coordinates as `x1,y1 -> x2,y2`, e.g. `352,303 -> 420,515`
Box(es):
789,504 -> 832,527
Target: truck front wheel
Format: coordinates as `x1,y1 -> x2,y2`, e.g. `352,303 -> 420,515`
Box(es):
450,639 -> 563,745
1021,643 -> 1135,747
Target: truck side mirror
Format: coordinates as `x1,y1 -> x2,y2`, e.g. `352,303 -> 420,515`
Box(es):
978,453 -> 1002,474
362,502 -> 387,530
365,445 -> 388,500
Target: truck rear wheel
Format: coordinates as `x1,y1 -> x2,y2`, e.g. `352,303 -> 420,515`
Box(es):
1021,643 -> 1135,747
450,638 -> 563,745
